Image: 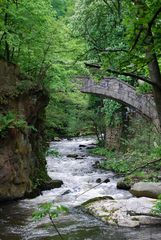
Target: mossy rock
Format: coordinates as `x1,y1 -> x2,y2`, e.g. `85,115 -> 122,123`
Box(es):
117,180 -> 131,190
82,196 -> 114,207
40,180 -> 63,191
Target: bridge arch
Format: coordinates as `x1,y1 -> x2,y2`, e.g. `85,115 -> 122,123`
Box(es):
80,77 -> 159,126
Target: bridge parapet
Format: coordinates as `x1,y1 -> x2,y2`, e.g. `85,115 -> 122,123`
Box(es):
80,77 -> 159,126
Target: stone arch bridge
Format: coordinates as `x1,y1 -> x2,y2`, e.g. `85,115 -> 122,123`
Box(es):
80,77 -> 159,126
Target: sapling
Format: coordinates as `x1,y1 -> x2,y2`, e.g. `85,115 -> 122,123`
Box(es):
32,202 -> 68,240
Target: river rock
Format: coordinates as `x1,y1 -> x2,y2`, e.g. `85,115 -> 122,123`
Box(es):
79,144 -> 86,148
117,180 -> 131,190
95,178 -> 110,183
92,161 -> 100,168
96,178 -> 102,183
90,143 -> 97,146
82,197 -> 161,227
25,180 -> 64,199
82,196 -> 114,206
67,154 -> 78,158
54,137 -> 61,141
40,180 -> 63,191
130,182 -> 161,199
76,156 -> 85,159
104,178 -> 110,183
62,189 -> 71,195
86,146 -> 96,150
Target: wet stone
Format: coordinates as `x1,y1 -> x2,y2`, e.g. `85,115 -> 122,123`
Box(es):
62,190 -> 71,195
117,180 -> 131,190
96,178 -> 102,183
79,144 -> 87,148
67,154 -> 78,158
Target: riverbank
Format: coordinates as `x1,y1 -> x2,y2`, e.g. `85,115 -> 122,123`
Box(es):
82,144 -> 161,228
89,146 -> 161,188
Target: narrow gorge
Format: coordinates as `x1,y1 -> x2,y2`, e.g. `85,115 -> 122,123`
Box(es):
0,60 -> 49,201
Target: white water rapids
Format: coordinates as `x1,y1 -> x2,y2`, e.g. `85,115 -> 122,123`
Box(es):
0,136 -> 161,240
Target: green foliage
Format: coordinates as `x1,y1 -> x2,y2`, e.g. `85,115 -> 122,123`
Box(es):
89,147 -> 115,159
0,0 -> 90,139
103,99 -> 123,127
152,195 -> 161,216
151,145 -> 161,158
87,95 -> 106,142
46,148 -> 60,157
0,0 -> 81,89
92,145 -> 161,181
0,111 -> 35,137
91,117 -> 161,184
16,80 -> 35,92
136,83 -> 153,94
72,0 -> 126,65
32,202 -> 68,221
46,89 -> 94,138
122,117 -> 160,154
101,158 -> 130,174
51,0 -> 74,18
84,96 -> 124,144
72,0 -> 161,100
33,168 -> 50,189
33,202 -> 68,239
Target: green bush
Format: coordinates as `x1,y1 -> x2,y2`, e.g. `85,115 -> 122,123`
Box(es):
136,83 -> 153,94
0,112 -> 36,137
33,202 -> 68,239
152,195 -> 161,216
46,148 -> 60,157
33,202 -> 68,221
89,147 -> 116,158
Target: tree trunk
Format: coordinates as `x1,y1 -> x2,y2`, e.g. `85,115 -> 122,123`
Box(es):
145,30 -> 161,130
152,86 -> 161,130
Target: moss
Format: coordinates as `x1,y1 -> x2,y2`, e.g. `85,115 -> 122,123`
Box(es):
123,171 -> 160,186
82,196 -> 114,207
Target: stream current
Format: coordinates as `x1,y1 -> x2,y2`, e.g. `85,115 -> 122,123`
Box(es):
0,136 -> 161,240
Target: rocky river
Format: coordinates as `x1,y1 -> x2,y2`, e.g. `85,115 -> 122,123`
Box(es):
0,137 -> 161,240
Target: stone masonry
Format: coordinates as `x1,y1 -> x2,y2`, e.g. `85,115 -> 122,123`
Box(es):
80,77 -> 159,127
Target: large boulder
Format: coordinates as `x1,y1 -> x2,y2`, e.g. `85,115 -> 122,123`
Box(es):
82,197 -> 161,227
130,182 -> 161,199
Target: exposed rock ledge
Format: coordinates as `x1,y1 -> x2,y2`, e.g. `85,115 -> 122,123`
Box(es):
82,197 -> 161,228
0,59 -> 50,201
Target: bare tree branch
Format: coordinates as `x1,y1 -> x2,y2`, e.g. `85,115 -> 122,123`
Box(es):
131,5 -> 161,49
130,27 -> 144,51
84,62 -> 161,88
148,5 -> 161,31
124,158 -> 161,177
97,47 -> 128,53
102,0 -> 114,14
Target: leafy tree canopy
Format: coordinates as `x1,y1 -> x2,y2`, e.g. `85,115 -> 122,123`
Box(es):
72,0 -> 161,80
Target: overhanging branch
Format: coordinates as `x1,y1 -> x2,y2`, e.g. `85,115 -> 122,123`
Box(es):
148,6 -> 161,31
85,62 -> 161,88
130,27 -> 144,51
130,5 -> 161,50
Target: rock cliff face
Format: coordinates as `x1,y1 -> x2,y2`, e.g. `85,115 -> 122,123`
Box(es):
0,59 -> 49,201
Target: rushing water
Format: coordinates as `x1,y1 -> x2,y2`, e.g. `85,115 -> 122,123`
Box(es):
0,137 -> 161,240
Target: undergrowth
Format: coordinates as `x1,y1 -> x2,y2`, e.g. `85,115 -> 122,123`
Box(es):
89,118 -> 161,185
